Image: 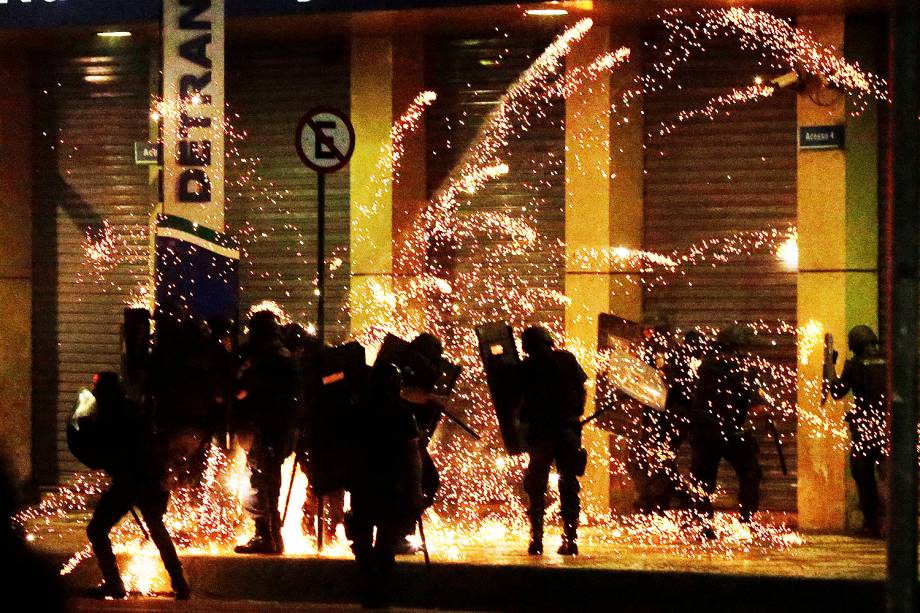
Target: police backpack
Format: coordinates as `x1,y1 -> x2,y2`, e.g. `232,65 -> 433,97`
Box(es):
66,389 -> 108,470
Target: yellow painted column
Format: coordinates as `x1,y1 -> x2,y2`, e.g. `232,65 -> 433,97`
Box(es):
796,15 -> 879,531
607,28 -> 645,513
350,38 -> 395,337
565,25 -> 612,515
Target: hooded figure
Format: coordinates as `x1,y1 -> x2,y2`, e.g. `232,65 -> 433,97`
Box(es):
827,325 -> 888,538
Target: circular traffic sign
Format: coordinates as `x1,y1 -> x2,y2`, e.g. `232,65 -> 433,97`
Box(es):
295,107 -> 356,173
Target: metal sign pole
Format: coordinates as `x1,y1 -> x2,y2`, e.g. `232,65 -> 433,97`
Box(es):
317,171 -> 326,343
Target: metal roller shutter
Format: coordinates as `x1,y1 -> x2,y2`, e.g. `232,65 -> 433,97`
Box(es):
226,45 -> 351,342
642,35 -> 799,511
32,49 -> 152,481
425,34 -> 565,340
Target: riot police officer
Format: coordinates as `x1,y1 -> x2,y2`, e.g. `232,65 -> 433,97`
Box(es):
234,310 -> 299,554
638,329 -> 705,513
826,325 -> 888,538
518,326 -> 588,556
84,372 -> 189,599
688,324 -> 766,532
392,333 -> 447,554
345,361 -> 423,608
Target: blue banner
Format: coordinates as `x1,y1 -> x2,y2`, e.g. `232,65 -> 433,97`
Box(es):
154,215 -> 239,320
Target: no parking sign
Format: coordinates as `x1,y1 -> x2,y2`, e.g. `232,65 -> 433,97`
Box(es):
295,108 -> 356,174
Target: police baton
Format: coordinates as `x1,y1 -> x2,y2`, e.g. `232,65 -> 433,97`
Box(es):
580,405 -> 611,427
441,408 -> 481,440
131,508 -> 150,542
417,516 -> 431,569
281,430 -> 302,526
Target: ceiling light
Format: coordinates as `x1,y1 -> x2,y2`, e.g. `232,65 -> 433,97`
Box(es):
97,31 -> 132,38
525,9 -> 569,16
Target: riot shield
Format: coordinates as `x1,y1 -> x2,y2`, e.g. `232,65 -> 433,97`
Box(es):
475,322 -> 524,455
305,341 -> 367,495
590,314 -> 667,434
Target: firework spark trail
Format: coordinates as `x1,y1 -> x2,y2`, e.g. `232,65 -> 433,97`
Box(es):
549,47 -> 632,99
650,83 -> 777,140
659,7 -> 888,112
427,18 -> 595,237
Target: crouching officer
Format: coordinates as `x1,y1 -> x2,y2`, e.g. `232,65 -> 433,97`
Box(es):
689,325 -> 766,533
518,326 -> 588,556
826,325 -> 888,538
345,360 -> 424,608
81,372 -> 189,600
234,310 -> 300,554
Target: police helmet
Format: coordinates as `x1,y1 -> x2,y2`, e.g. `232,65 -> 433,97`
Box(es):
409,333 -> 444,363
848,325 -> 879,354
248,309 -> 279,341
522,326 -> 555,355
282,322 -> 309,352
716,324 -> 756,350
642,312 -> 672,334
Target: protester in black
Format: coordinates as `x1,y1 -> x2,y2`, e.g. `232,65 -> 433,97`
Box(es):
85,372 -> 189,599
518,326 -> 588,556
827,325 -> 888,538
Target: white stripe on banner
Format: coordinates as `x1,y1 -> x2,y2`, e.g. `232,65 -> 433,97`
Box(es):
157,226 -> 240,260
161,0 -> 226,233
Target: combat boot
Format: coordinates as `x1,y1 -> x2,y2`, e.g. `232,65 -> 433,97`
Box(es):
557,524 -> 578,556
85,582 -> 127,600
234,518 -> 275,554
527,518 -> 544,555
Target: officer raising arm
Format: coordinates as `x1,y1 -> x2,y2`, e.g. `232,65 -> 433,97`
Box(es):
518,326 -> 588,556
825,325 -> 888,538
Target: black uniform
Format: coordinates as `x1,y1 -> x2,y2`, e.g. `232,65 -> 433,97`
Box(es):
518,332 -> 587,555
86,374 -> 188,599
828,329 -> 887,536
345,364 -> 423,608
636,336 -> 699,513
688,344 -> 763,523
234,315 -> 299,554
290,330 -> 346,545
150,315 -> 225,487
